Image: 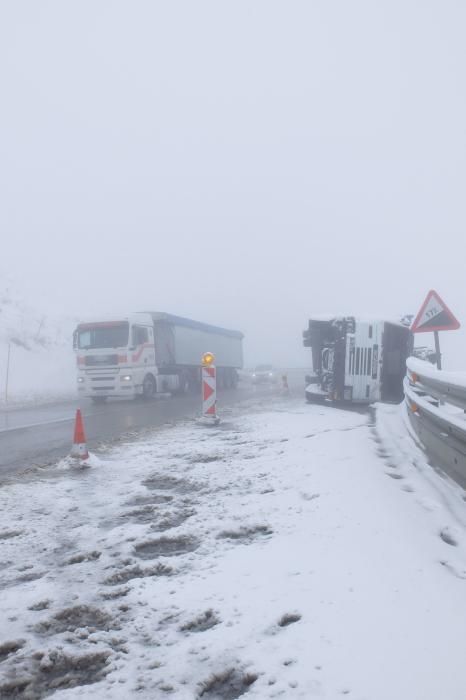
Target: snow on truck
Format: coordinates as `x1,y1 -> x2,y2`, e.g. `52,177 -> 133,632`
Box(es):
73,312 -> 243,402
303,316 -> 412,405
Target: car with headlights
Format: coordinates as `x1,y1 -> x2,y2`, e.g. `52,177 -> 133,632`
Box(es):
252,364 -> 278,384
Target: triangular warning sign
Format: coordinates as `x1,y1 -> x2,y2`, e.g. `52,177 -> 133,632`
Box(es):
411,290 -> 460,333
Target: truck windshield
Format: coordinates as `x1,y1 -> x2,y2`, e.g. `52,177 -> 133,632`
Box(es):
77,322 -> 129,349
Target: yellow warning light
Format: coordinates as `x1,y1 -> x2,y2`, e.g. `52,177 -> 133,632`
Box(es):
410,401 -> 419,414
411,372 -> 419,384
202,352 -> 215,366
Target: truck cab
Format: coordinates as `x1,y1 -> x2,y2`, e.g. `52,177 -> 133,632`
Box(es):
303,316 -> 412,405
74,312 -> 159,401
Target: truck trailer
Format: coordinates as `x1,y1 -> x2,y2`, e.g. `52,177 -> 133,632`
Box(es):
74,312 -> 244,402
302,316 -> 412,405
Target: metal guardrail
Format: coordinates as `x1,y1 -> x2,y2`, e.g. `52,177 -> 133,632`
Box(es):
404,357 -> 466,488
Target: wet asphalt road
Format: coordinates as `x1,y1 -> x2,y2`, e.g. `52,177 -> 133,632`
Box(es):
0,374 -> 306,478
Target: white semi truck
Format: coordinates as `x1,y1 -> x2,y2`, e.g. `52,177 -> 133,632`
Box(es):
73,312 -> 244,402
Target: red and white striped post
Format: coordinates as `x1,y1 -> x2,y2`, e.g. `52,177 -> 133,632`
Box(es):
201,352 -> 220,425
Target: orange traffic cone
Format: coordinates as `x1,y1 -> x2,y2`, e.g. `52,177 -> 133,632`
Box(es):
71,409 -> 89,460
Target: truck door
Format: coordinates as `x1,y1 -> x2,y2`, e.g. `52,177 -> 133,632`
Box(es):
367,323 -> 381,402
131,326 -> 156,368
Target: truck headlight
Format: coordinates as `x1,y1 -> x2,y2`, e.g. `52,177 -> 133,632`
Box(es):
77,377 -> 84,383
122,375 -> 132,381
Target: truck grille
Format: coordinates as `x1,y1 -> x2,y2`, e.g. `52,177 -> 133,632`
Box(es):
85,354 -> 119,366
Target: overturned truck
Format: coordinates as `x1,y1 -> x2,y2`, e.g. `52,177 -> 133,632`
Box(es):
303,317 -> 412,405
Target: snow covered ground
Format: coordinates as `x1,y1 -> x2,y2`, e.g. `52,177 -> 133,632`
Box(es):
1,396 -> 465,699
0,287 -> 76,407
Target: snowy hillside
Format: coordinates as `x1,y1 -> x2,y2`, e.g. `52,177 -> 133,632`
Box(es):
0,287 -> 77,406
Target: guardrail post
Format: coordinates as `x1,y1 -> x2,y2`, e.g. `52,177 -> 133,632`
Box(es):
4,342 -> 11,406
434,331 -> 442,370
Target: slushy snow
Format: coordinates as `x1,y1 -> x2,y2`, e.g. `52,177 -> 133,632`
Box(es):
0,397 -> 465,699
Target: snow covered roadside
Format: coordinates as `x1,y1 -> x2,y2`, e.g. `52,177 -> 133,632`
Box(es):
0,342 -> 76,408
0,398 -> 465,699
0,288 -> 76,407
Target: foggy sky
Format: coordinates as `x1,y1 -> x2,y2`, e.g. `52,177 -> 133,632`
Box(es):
1,1 -> 465,367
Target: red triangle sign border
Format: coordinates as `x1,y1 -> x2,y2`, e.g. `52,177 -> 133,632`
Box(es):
411,289 -> 460,333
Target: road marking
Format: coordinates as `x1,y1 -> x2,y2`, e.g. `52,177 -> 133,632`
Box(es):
0,415 -> 77,434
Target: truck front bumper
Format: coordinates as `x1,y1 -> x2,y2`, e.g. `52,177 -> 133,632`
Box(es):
77,370 -> 139,398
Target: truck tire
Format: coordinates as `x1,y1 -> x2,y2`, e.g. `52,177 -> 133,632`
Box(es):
177,373 -> 189,395
188,369 -> 201,394
142,374 -> 156,399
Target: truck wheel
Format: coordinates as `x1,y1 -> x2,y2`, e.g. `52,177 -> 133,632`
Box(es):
189,369 -> 201,393
177,373 -> 189,395
142,374 -> 156,399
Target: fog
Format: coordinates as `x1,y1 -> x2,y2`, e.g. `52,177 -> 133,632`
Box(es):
1,1 -> 465,368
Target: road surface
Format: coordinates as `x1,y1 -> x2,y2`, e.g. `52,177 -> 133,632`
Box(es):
0,374 -> 305,478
